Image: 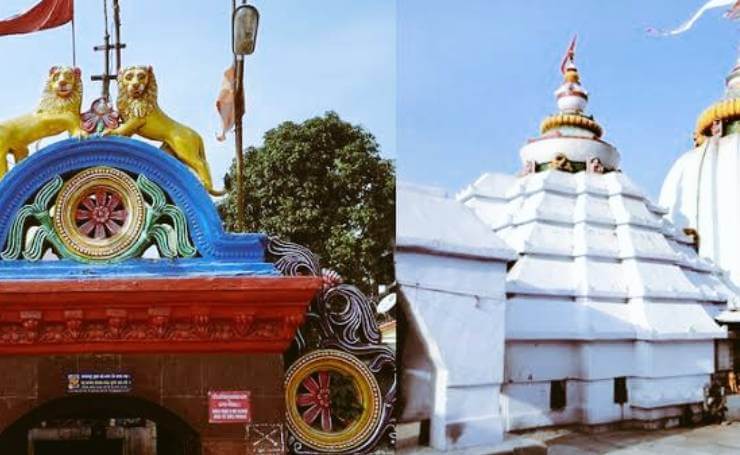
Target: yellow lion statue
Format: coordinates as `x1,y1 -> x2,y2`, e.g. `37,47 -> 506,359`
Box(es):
0,66 -> 83,178
109,65 -> 222,195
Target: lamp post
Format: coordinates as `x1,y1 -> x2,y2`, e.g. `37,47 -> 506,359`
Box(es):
231,1 -> 259,231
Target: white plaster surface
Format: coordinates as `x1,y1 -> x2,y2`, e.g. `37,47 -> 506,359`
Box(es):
661,134 -> 740,292
396,184 -> 514,450
461,167 -> 730,432
395,60 -> 740,448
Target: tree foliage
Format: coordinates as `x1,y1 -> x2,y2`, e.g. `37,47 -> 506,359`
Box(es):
220,112 -> 395,296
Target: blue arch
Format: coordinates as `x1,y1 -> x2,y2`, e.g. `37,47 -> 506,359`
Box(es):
0,137 -> 265,261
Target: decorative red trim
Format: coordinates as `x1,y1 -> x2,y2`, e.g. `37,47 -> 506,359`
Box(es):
0,276 -> 321,355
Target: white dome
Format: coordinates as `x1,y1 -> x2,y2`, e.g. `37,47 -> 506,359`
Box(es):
660,133 -> 740,286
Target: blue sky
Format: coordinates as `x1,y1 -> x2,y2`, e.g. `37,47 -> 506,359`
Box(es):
398,0 -> 738,199
0,0 -> 395,185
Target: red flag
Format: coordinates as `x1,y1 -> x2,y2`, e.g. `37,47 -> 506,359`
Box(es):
560,35 -> 577,75
0,0 -> 73,37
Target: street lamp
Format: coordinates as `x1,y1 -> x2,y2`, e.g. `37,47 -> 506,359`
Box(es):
231,1 -> 259,231
233,4 -> 259,56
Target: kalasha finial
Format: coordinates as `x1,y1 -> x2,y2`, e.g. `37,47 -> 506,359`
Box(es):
555,35 -> 588,114
560,34 -> 578,82
539,36 -> 603,138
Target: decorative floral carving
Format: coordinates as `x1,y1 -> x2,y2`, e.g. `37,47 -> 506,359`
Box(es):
21,317 -> 40,342
194,314 -> 210,338
149,315 -> 169,339
107,316 -> 127,338
520,160 -> 536,176
0,311 -> 298,346
588,157 -> 605,174
39,324 -> 64,344
81,97 -> 120,135
65,318 -> 83,340
85,323 -> 108,340
234,314 -> 255,336
551,153 -> 574,172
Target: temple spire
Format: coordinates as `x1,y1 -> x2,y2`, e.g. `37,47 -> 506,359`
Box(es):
555,35 -> 588,114
538,36 -> 602,139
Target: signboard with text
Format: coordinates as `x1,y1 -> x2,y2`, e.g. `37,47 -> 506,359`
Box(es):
209,390 -> 252,424
67,373 -> 133,393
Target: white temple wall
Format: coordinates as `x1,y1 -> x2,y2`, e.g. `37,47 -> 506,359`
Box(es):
457,172 -> 517,229
629,374 -> 710,409
403,286 -> 505,386
461,196 -> 508,229
505,340 -> 715,382
505,341 -> 581,381
398,309 -> 435,422
396,250 -> 510,449
395,252 -> 507,300
633,340 -> 715,378
506,297 -> 636,340
501,338 -> 718,431
505,341 -> 635,383
502,374 -> 711,431
578,379 -> 632,425
502,380 -> 583,430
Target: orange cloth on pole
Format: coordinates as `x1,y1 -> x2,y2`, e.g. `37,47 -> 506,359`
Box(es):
216,66 -> 236,142
0,0 -> 73,37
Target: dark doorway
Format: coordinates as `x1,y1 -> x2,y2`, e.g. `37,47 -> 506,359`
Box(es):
35,439 -> 123,455
0,395 -> 200,455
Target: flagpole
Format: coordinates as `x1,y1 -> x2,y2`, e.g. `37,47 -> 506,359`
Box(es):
71,3 -> 77,67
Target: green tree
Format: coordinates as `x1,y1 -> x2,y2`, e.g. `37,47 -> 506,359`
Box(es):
220,112 -> 395,296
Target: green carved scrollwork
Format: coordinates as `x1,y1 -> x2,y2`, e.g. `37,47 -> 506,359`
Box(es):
0,171 -> 197,262
1,176 -> 62,260
137,174 -> 197,259
24,226 -> 51,260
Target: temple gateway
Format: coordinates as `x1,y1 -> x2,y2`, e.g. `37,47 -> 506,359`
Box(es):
397,45 -> 740,451
0,68 -> 394,455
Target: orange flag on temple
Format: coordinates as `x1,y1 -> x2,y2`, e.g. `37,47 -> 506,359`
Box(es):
216,66 -> 237,142
0,0 -> 73,37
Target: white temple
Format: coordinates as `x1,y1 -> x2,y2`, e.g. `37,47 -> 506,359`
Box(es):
397,45 -> 737,451
660,57 -> 740,301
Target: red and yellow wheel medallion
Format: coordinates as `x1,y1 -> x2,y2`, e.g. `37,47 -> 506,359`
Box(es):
285,349 -> 382,453
53,167 -> 145,260
74,186 -> 129,240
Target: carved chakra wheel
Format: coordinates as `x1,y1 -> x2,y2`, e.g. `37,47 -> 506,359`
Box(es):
284,349 -> 383,453
53,167 -> 145,261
